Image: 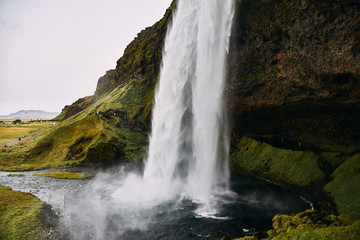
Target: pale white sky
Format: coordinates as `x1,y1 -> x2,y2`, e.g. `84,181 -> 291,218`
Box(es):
0,0 -> 172,115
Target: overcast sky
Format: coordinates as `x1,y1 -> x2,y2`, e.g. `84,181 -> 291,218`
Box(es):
0,0 -> 172,115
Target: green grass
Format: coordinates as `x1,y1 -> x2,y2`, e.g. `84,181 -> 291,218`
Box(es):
0,78 -> 151,171
7,174 -> 25,177
33,171 -> 90,180
324,154 -> 360,219
230,137 -> 325,186
118,127 -> 148,161
0,185 -> 44,240
230,137 -> 360,239
0,122 -> 53,145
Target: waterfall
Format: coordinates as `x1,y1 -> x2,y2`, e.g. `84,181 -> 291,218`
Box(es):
64,1 -> 234,238
144,0 -> 234,205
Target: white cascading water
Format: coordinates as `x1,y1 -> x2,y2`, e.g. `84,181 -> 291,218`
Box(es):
144,0 -> 234,206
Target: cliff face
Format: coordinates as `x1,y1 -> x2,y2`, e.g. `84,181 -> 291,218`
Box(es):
227,0 -> 360,147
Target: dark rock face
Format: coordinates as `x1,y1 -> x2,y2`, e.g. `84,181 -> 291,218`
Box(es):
226,0 -> 360,146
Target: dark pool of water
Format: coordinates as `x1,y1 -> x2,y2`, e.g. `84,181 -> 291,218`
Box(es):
65,174 -> 311,240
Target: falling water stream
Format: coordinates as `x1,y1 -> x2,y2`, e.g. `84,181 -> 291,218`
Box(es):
0,1 -> 313,239
144,0 -> 233,207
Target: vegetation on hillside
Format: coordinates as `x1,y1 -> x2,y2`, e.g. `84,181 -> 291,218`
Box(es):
0,79 -> 151,171
231,136 -> 360,239
231,136 -> 325,186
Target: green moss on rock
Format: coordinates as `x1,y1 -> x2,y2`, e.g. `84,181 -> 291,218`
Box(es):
324,154 -> 360,219
230,137 -> 325,186
33,171 -> 90,180
235,210 -> 360,240
7,174 -> 25,177
54,95 -> 95,121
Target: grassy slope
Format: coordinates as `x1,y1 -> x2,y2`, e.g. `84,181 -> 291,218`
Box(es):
324,154 -> 360,220
231,136 -> 360,239
230,136 -> 325,186
0,185 -> 44,240
0,80 -> 149,171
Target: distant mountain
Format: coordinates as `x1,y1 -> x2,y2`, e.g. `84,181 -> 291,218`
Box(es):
0,110 -> 60,120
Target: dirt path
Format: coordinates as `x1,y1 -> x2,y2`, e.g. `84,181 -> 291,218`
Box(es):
0,135 -> 34,148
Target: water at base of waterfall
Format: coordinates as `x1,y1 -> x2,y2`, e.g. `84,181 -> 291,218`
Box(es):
0,170 -> 311,239
64,173 -> 310,240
